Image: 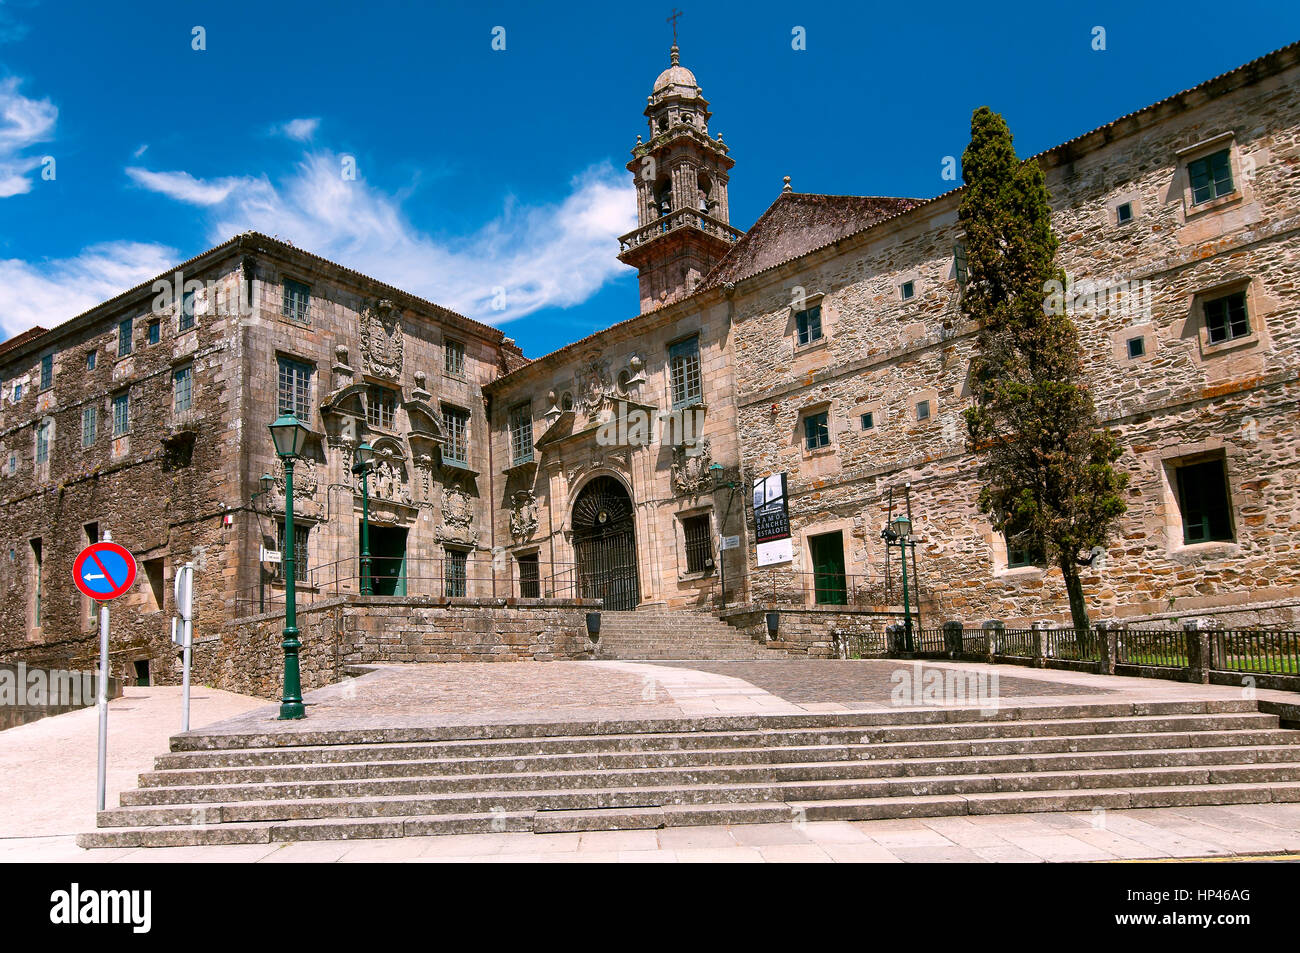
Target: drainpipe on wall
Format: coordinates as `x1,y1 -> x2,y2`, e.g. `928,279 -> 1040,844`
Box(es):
485,392 -> 496,599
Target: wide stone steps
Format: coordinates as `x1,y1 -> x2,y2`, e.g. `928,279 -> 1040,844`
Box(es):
595,611 -> 777,659
76,699 -> 1300,847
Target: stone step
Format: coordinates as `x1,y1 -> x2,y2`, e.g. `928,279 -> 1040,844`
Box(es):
150,727 -> 1300,772
81,777 -> 1300,846
135,744 -> 1300,791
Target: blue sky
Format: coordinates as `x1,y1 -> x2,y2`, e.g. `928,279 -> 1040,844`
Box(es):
0,0 -> 1296,357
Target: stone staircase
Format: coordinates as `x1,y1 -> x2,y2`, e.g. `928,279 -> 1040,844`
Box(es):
79,699 -> 1300,847
595,609 -> 779,659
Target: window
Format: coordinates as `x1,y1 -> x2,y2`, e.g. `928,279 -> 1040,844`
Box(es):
795,305 -> 823,346
1188,148 -> 1234,205
277,357 -> 312,419
1005,532 -> 1044,569
954,243 -> 968,285
86,349 -> 96,370
509,403 -> 533,465
1204,290 -> 1250,345
442,405 -> 470,464
1175,458 -> 1234,544
35,419 -> 51,464
84,524 -> 99,627
669,335 -> 702,408
804,410 -> 830,450
112,391 -> 130,436
366,385 -> 396,429
117,317 -> 133,357
39,354 -> 52,391
147,319 -> 161,345
517,553 -> 539,598
179,289 -> 196,331
900,281 -> 915,300
276,519 -> 310,582
444,338 -> 465,377
173,365 -> 193,414
444,548 -> 468,597
916,400 -> 931,421
1126,336 -> 1146,359
11,382 -> 20,403
282,279 -> 311,324
682,514 -> 714,574
82,406 -> 97,447
144,558 -> 165,611
1116,202 -> 1133,224
860,411 -> 875,431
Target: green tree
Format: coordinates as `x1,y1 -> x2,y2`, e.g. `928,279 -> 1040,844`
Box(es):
959,106 -> 1129,631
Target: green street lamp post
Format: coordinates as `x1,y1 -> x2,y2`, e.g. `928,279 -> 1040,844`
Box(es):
269,413 -> 310,720
882,513 -> 915,652
353,442 -> 375,596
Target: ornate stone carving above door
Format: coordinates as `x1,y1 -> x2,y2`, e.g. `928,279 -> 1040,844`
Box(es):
360,299 -> 404,380
510,490 -> 539,541
437,485 -> 479,544
671,438 -> 713,496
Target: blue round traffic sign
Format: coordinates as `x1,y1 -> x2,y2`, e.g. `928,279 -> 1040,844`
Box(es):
72,542 -> 138,601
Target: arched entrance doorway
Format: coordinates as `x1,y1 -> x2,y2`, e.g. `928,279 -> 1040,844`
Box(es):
572,475 -> 639,610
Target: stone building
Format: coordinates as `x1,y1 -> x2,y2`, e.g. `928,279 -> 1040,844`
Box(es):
4,40 -> 1300,685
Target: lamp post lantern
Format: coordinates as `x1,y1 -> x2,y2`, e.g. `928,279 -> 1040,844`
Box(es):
882,512 -> 915,652
269,413 -> 310,720
353,442 -> 375,596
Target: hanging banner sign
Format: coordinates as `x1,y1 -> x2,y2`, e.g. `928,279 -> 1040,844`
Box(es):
753,473 -> 793,566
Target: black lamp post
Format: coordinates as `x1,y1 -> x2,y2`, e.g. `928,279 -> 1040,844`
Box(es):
881,513 -> 915,652
269,413 -> 310,720
352,442 -> 375,596
709,462 -> 738,609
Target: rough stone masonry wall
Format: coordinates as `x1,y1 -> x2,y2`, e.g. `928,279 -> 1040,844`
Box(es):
722,605 -> 891,658
201,597 -> 598,699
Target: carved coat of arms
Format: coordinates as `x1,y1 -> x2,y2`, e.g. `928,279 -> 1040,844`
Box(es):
360,299 -> 404,380
575,356 -> 612,419
510,490 -> 539,540
437,485 -> 479,544
671,438 -> 713,496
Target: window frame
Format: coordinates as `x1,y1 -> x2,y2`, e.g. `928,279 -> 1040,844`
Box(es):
443,547 -> 468,597
365,384 -> 397,430
172,364 -> 194,414
1203,289 -> 1251,346
900,280 -> 915,301
117,317 -> 133,357
668,334 -> 703,409
82,405 -> 97,448
35,418 -> 51,464
1187,148 -> 1234,206
442,404 -> 471,465
682,513 -> 715,575
794,305 -> 823,347
508,402 -> 534,466
282,278 -> 311,325
275,519 -> 311,583
1174,456 -> 1235,545
444,338 -> 466,378
179,288 -> 197,332
39,354 -> 53,391
276,357 -> 314,420
803,410 -> 831,451
146,318 -> 161,346
112,391 -> 130,436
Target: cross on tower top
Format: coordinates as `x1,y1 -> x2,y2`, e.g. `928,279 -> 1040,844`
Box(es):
667,8 -> 682,44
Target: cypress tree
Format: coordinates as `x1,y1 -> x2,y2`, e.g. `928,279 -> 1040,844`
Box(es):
959,106 -> 1129,631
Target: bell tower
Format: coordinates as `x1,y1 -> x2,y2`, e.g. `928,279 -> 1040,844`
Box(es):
617,43 -> 743,313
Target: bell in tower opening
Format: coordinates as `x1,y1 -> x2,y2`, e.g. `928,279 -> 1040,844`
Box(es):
617,42 -> 744,314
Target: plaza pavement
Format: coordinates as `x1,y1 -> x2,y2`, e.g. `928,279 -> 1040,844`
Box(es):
4,659 -> 1300,863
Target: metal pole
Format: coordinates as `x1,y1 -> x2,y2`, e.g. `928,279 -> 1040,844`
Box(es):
96,600 -> 109,812
181,562 -> 193,732
279,458 -> 305,719
360,464 -> 372,596
898,536 -> 914,652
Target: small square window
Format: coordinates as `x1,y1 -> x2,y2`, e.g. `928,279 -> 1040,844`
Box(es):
1126,336 -> 1145,359
282,279 -> 311,324
86,350 -> 96,370
1188,148 -> 1234,205
445,338 -> 466,377
900,281 -> 914,300
803,411 -> 830,450
795,306 -> 823,346
1116,202 -> 1133,224
1005,533 -> 1044,569
1204,291 -> 1250,345
147,319 -> 161,345
860,411 -> 875,431
916,400 -> 931,421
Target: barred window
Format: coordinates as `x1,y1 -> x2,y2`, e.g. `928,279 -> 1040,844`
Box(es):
1189,149 -> 1234,205
445,338 -> 465,377
366,385 -> 396,429
173,365 -> 193,414
276,520 -> 310,582
444,549 -> 468,597
683,514 -> 713,574
179,289 -> 196,331
82,406 -> 97,447
117,317 -> 133,357
669,335 -> 702,408
509,402 -> 533,465
277,358 -> 312,419
39,354 -> 52,391
795,306 -> 822,346
1204,291 -> 1250,345
442,405 -> 470,464
35,420 -> 51,464
112,391 -> 130,436
517,553 -> 540,598
282,279 -> 311,324
803,410 -> 830,450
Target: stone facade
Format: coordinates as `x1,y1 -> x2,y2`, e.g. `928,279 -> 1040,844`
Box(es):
4,41 -> 1300,690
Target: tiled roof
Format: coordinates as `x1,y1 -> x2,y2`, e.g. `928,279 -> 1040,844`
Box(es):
701,193 -> 924,289
0,325 -> 49,360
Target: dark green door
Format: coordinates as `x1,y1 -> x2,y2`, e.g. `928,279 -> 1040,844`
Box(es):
810,532 -> 847,605
366,524 -> 408,596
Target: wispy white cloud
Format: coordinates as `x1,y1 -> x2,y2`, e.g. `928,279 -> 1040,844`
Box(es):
132,143 -> 148,159
129,151 -> 637,323
276,118 -> 320,142
0,241 -> 178,339
0,76 -> 56,198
